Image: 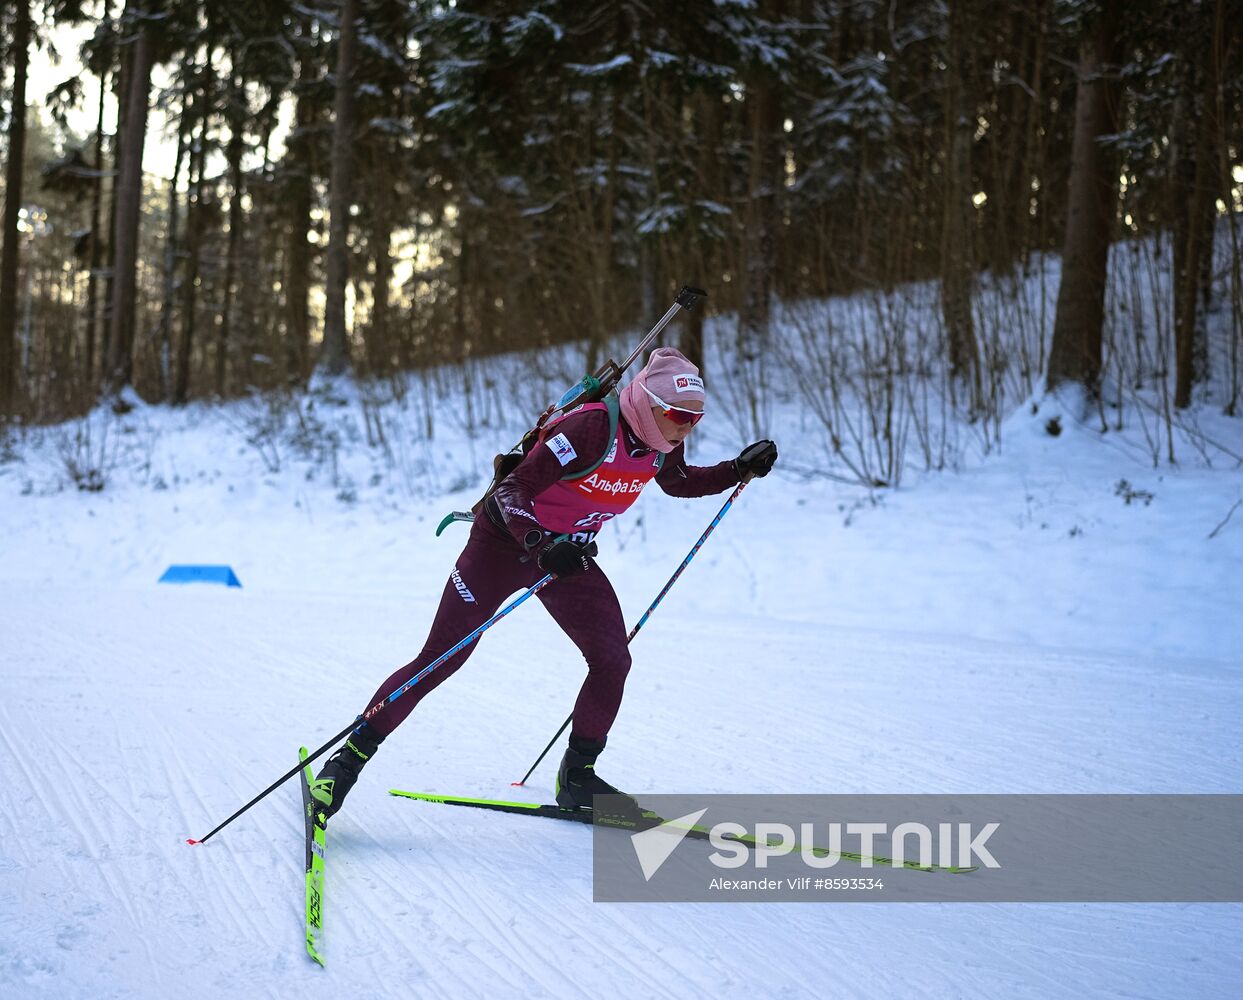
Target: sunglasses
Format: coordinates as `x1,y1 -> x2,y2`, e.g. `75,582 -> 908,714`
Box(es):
641,383 -> 705,427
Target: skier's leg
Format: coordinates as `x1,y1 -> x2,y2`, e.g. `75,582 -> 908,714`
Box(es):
537,563 -> 632,742
538,567 -> 638,812
313,521 -> 535,817
369,521 -> 538,737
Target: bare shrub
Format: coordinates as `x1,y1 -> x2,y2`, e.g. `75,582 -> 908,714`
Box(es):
54,412 -> 119,492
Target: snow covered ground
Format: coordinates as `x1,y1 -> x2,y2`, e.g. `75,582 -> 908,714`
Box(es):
2,329 -> 1242,997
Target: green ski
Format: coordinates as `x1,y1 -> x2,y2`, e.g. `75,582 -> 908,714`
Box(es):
299,747 -> 327,966
389,789 -> 976,874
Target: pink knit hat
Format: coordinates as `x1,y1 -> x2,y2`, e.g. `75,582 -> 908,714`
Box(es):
619,347 -> 705,453
640,347 -> 706,405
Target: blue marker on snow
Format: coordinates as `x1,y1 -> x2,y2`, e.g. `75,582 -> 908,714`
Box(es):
158,565 -> 242,588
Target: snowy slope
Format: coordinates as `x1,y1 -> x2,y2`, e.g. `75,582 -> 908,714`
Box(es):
2,573 -> 1240,999
3,320 -> 1242,997
2,385 -> 1243,993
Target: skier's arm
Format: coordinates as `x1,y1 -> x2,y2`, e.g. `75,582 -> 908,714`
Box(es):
493,409 -> 613,546
654,442 -> 741,498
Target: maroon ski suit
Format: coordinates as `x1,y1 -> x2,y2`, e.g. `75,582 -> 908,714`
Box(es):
365,406 -> 739,742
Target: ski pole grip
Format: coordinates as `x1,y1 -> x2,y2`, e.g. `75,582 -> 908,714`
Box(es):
676,286 -> 707,311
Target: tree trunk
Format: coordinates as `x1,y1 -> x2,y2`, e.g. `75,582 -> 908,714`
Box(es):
85,1 -> 111,398
683,289 -> 706,375
940,0 -> 981,410
101,54 -> 128,382
156,92 -> 190,403
638,241 -> 655,333
1014,0 -> 1047,266
1045,0 -> 1122,394
174,78 -> 209,406
284,177 -> 312,384
106,1 -> 159,396
1212,0 -> 1241,415
0,0 -> 31,417
219,81 -> 245,397
738,75 -> 781,353
367,227 -> 393,376
284,27 -> 316,386
319,0 -> 360,377
1174,17 -> 1219,409
680,91 -> 722,375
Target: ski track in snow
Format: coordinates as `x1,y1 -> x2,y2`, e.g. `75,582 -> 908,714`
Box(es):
1,580 -> 1240,999
3,379 -> 1241,997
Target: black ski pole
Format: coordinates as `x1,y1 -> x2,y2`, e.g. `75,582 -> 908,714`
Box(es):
511,477 -> 752,786
188,574 -> 556,845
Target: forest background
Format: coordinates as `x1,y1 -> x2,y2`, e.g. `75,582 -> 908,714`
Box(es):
0,0 -> 1240,485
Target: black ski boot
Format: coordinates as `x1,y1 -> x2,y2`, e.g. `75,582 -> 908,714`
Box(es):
310,723 -> 385,820
555,736 -> 641,819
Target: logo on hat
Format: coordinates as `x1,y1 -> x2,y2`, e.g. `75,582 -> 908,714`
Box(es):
672,374 -> 705,394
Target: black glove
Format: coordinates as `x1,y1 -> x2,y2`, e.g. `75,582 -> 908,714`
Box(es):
537,538 -> 596,577
735,440 -> 778,480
